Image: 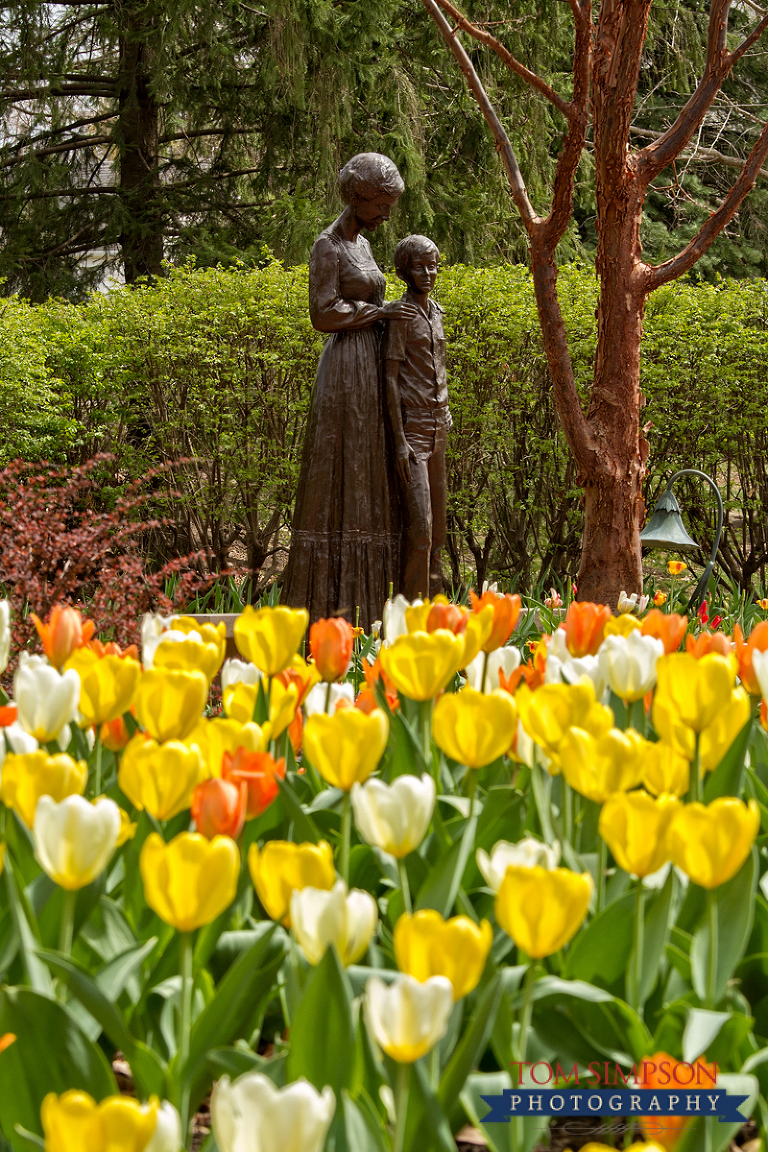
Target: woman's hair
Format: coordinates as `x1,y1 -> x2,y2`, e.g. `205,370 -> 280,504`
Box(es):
394,234 -> 439,281
338,153 -> 405,204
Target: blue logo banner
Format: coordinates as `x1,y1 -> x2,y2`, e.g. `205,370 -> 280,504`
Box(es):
479,1089 -> 749,1123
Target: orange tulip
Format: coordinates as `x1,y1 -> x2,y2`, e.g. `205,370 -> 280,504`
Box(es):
653,591 -> 668,606
30,605 -> 94,668
637,1051 -> 717,1150
667,561 -> 687,576
469,590 -> 522,652
354,688 -> 379,714
500,637 -> 547,693
426,600 -> 469,634
734,621 -> 768,695
563,602 -> 612,657
363,656 -> 400,710
191,776 -> 247,840
87,638 -> 140,660
0,705 -> 18,727
641,610 -> 687,655
685,631 -> 732,659
100,716 -> 131,752
288,706 -> 303,754
222,747 -> 285,819
276,656 -> 320,707
309,618 -> 355,682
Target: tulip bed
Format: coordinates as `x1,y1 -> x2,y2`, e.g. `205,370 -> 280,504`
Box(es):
0,592 -> 767,1152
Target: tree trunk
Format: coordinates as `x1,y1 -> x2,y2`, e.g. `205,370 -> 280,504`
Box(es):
118,13 -> 163,283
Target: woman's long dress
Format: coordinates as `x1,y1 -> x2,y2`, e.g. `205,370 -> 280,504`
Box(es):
282,220 -> 400,629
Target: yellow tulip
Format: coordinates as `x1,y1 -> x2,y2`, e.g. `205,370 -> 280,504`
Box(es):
651,692 -> 696,760
248,839 -> 336,924
134,668 -> 208,742
641,741 -> 690,797
461,605 -> 495,665
118,734 -> 206,821
153,618 -> 226,683
393,909 -> 493,1000
666,797 -> 760,888
699,686 -> 751,771
116,806 -> 138,847
379,630 -> 466,701
559,727 -> 646,804
432,687 -> 517,768
187,716 -> 266,776
495,865 -> 593,958
518,680 -> 612,767
223,677 -> 297,738
653,653 -> 736,733
40,1090 -> 174,1152
140,831 -> 240,931
303,707 -> 388,790
0,752 -> 87,828
64,649 -> 141,726
234,605 -> 309,675
405,600 -> 433,633
599,791 -> 681,878
603,615 -> 642,638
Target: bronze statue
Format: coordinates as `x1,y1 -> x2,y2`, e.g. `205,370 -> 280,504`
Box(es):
384,235 -> 450,600
282,153 -> 416,629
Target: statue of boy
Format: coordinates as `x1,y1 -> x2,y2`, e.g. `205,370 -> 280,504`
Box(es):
385,235 -> 451,600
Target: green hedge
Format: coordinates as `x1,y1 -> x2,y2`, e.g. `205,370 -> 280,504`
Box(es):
3,260 -> 768,591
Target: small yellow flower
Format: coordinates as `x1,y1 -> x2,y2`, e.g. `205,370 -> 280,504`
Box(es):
432,687 -> 517,768
758,598 -> 768,610
667,561 -> 687,576
666,797 -> 760,888
65,649 -> 141,726
379,630 -> 466,701
653,591 -> 668,607
248,839 -> 336,925
0,752 -> 87,829
140,831 -> 240,931
233,605 -> 309,675
495,866 -> 593,958
599,791 -> 680,878
303,707 -> 389,790
559,727 -> 646,804
118,734 -> 207,821
394,909 -> 493,1000
134,668 -> 208,742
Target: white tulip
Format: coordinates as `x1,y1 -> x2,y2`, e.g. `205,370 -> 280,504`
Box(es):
382,594 -> 418,644
141,612 -> 181,668
221,657 -> 262,693
752,648 -> 768,701
464,646 -> 521,693
290,879 -> 378,966
365,973 -> 453,1063
145,1101 -> 182,1152
211,1071 -> 335,1152
597,631 -> 664,702
0,600 -> 10,675
0,720 -> 39,766
14,652 -> 80,742
304,681 -> 354,716
476,837 -> 561,892
33,795 -> 121,890
545,629 -> 607,699
513,719 -> 535,769
351,773 -> 435,858
617,590 -> 650,615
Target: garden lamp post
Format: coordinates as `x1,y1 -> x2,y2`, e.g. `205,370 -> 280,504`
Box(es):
639,468 -> 724,612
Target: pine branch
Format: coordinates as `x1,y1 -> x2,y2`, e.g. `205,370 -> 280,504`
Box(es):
0,134 -> 113,168
646,115 -> 768,290
1,83 -> 115,100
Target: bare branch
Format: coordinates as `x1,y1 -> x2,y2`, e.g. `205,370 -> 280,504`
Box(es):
1,84 -> 115,100
629,124 -> 768,181
419,0 -> 538,227
646,117 -> 768,290
425,0 -> 572,118
729,10 -> 768,65
0,134 -> 112,169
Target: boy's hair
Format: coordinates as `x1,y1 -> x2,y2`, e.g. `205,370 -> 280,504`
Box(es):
394,234 -> 439,282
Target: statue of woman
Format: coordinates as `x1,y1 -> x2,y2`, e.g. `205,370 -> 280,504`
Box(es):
282,153 -> 415,629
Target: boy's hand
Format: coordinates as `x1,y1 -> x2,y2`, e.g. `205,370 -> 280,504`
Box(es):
396,443 -> 416,485
381,300 -> 418,322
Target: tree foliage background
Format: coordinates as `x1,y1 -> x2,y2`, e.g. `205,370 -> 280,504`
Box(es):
3,0 -> 768,298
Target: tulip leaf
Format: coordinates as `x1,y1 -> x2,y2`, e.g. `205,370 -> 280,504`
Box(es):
207,1046 -> 286,1086
691,848 -> 757,1004
683,1008 -> 730,1063
637,867 -> 677,1007
438,974 -> 503,1126
4,860 -> 51,996
462,1071 -> 548,1152
285,944 -> 356,1095
462,788 -> 523,890
331,1091 -> 388,1152
416,806 -> 478,917
0,986 -> 116,1149
562,893 -> 635,991
402,1059 -> 456,1152
704,716 -> 752,801
182,921 -> 287,1111
276,775 -> 321,843
673,1072 -> 758,1152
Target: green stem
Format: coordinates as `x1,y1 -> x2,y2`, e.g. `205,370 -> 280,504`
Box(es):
597,836 -> 608,914
530,754 -> 555,845
178,931 -> 194,1134
58,888 -> 77,957
706,890 -> 719,1008
418,700 -> 434,779
93,733 -> 103,797
398,857 -> 412,915
392,1062 -> 410,1152
563,779 -> 573,848
481,650 -> 490,692
627,881 -> 646,1011
628,698 -> 645,736
690,732 -> 702,803
325,680 -> 332,714
514,961 -> 537,1064
340,792 -> 352,885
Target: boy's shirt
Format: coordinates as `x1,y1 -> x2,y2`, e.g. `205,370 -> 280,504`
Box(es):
385,289 -> 450,417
